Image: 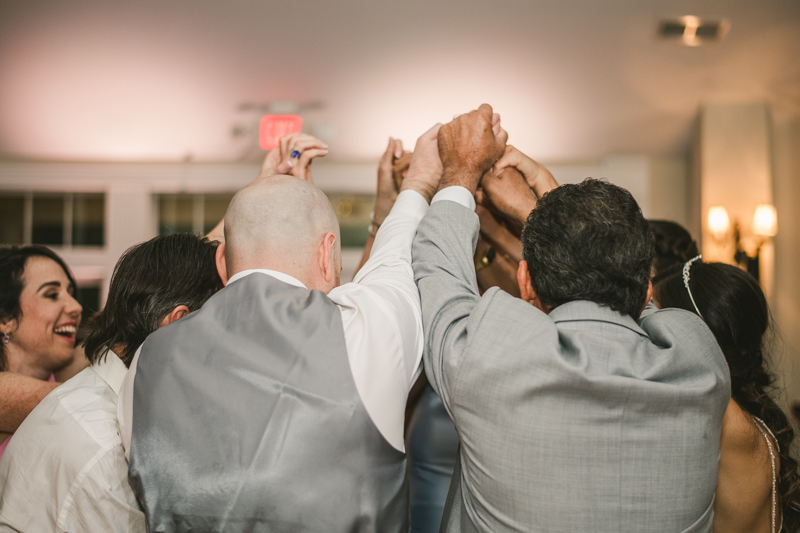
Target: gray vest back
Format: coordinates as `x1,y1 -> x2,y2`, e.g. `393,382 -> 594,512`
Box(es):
129,273 -> 409,532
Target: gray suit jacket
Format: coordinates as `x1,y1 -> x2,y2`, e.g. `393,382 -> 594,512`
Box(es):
411,199 -> 731,533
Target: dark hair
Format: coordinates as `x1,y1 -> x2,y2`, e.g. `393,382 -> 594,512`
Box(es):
648,220 -> 699,282
521,178 -> 654,319
0,246 -> 77,372
82,233 -> 223,367
654,261 -> 800,528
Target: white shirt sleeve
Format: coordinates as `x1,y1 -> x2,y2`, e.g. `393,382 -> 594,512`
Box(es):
117,190 -> 428,455
431,185 -> 475,210
328,189 -> 428,451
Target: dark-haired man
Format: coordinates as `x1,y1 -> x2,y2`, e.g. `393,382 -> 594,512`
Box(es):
0,233 -> 221,532
412,104 -> 731,531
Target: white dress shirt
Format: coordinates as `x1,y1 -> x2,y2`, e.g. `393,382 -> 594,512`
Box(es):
0,351 -> 145,533
119,188 -> 429,453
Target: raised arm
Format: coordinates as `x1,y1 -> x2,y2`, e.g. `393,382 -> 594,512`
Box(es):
354,123 -> 442,285
412,104 -> 506,408
493,145 -> 559,201
0,372 -> 59,433
353,138 -> 410,276
328,125 -> 442,450
412,197 -> 482,406
480,147 -> 559,228
347,125 -> 442,369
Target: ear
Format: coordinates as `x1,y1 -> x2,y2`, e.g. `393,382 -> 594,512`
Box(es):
318,232 -> 338,284
517,260 -> 550,314
0,317 -> 18,335
159,305 -> 190,328
517,260 -> 536,305
216,242 -> 229,286
641,280 -> 654,314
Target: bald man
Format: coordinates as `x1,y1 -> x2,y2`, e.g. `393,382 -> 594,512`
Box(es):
118,128 -> 443,533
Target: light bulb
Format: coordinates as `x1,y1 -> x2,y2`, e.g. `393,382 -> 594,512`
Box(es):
707,206 -> 730,240
752,204 -> 778,237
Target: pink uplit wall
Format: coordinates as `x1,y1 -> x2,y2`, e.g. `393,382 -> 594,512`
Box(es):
1,0 -> 797,163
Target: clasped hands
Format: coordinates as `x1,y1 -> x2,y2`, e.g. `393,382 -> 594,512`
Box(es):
255,106 -> 559,234
396,104 -> 558,229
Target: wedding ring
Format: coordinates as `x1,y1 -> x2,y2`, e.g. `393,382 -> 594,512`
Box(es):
291,150 -> 301,159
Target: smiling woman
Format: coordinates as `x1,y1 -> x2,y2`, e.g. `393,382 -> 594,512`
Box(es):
0,245 -> 88,459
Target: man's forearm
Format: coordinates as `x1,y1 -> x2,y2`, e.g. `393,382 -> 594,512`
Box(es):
412,200 -> 481,403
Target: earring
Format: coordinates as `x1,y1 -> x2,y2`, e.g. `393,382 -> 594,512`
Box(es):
2,333 -> 9,344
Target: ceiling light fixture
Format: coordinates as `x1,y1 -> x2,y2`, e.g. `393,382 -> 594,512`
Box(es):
658,16 -> 730,46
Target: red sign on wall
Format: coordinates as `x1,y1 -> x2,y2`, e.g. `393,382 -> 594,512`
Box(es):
259,115 -> 304,150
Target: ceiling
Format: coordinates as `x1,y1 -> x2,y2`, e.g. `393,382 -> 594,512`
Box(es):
1,0 -> 798,163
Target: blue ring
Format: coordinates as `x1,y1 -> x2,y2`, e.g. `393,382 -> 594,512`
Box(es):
291,150 -> 301,159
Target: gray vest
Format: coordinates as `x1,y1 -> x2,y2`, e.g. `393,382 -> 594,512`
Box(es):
129,273 -> 409,532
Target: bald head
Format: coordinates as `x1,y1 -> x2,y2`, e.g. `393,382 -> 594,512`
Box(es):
223,176 -> 341,289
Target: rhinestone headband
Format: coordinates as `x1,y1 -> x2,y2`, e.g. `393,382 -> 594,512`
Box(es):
682,254 -> 704,319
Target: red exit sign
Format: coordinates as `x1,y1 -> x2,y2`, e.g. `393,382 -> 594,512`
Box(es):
259,115 -> 304,150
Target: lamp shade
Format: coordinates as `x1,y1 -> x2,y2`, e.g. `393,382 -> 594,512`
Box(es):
752,204 -> 778,237
707,205 -> 730,240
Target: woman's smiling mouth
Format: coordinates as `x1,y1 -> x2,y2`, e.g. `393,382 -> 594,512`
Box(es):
54,323 -> 77,343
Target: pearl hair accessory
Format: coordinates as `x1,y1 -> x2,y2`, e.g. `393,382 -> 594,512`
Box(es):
682,255 -> 704,319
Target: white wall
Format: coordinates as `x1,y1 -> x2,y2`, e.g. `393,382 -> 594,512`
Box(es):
0,154 -> 666,297
772,116 -> 800,423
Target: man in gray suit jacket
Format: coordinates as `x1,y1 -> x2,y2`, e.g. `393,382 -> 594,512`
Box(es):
412,105 -> 731,532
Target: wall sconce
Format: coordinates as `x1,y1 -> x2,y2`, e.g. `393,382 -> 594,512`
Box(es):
707,204 -> 777,281
707,205 -> 731,241
752,204 -> 778,237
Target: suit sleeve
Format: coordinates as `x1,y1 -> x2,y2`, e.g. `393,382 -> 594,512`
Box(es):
412,197 -> 482,413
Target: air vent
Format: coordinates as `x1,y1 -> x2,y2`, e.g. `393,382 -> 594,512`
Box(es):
658,16 -> 729,46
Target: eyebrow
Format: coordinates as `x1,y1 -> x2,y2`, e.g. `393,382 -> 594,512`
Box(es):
37,281 -> 62,292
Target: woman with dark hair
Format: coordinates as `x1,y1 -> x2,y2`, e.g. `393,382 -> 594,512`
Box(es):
0,233 -> 223,532
0,245 -> 86,459
654,258 -> 800,533
648,219 -> 699,282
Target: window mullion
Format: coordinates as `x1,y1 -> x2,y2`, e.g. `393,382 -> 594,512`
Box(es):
64,193 -> 74,247
194,195 -> 204,235
23,192 -> 33,245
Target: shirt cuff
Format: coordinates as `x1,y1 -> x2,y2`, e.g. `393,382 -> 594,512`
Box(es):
431,186 -> 476,211
392,188 -> 430,215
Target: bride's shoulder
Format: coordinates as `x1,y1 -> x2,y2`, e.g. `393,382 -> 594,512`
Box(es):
720,398 -> 778,486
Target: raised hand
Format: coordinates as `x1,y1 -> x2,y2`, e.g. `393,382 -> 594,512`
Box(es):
374,138 -> 406,224
400,123 -> 444,204
479,166 -> 539,227
258,133 -> 329,183
392,151 -> 412,192
492,145 -> 558,200
354,138 -> 410,276
437,104 -> 507,194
